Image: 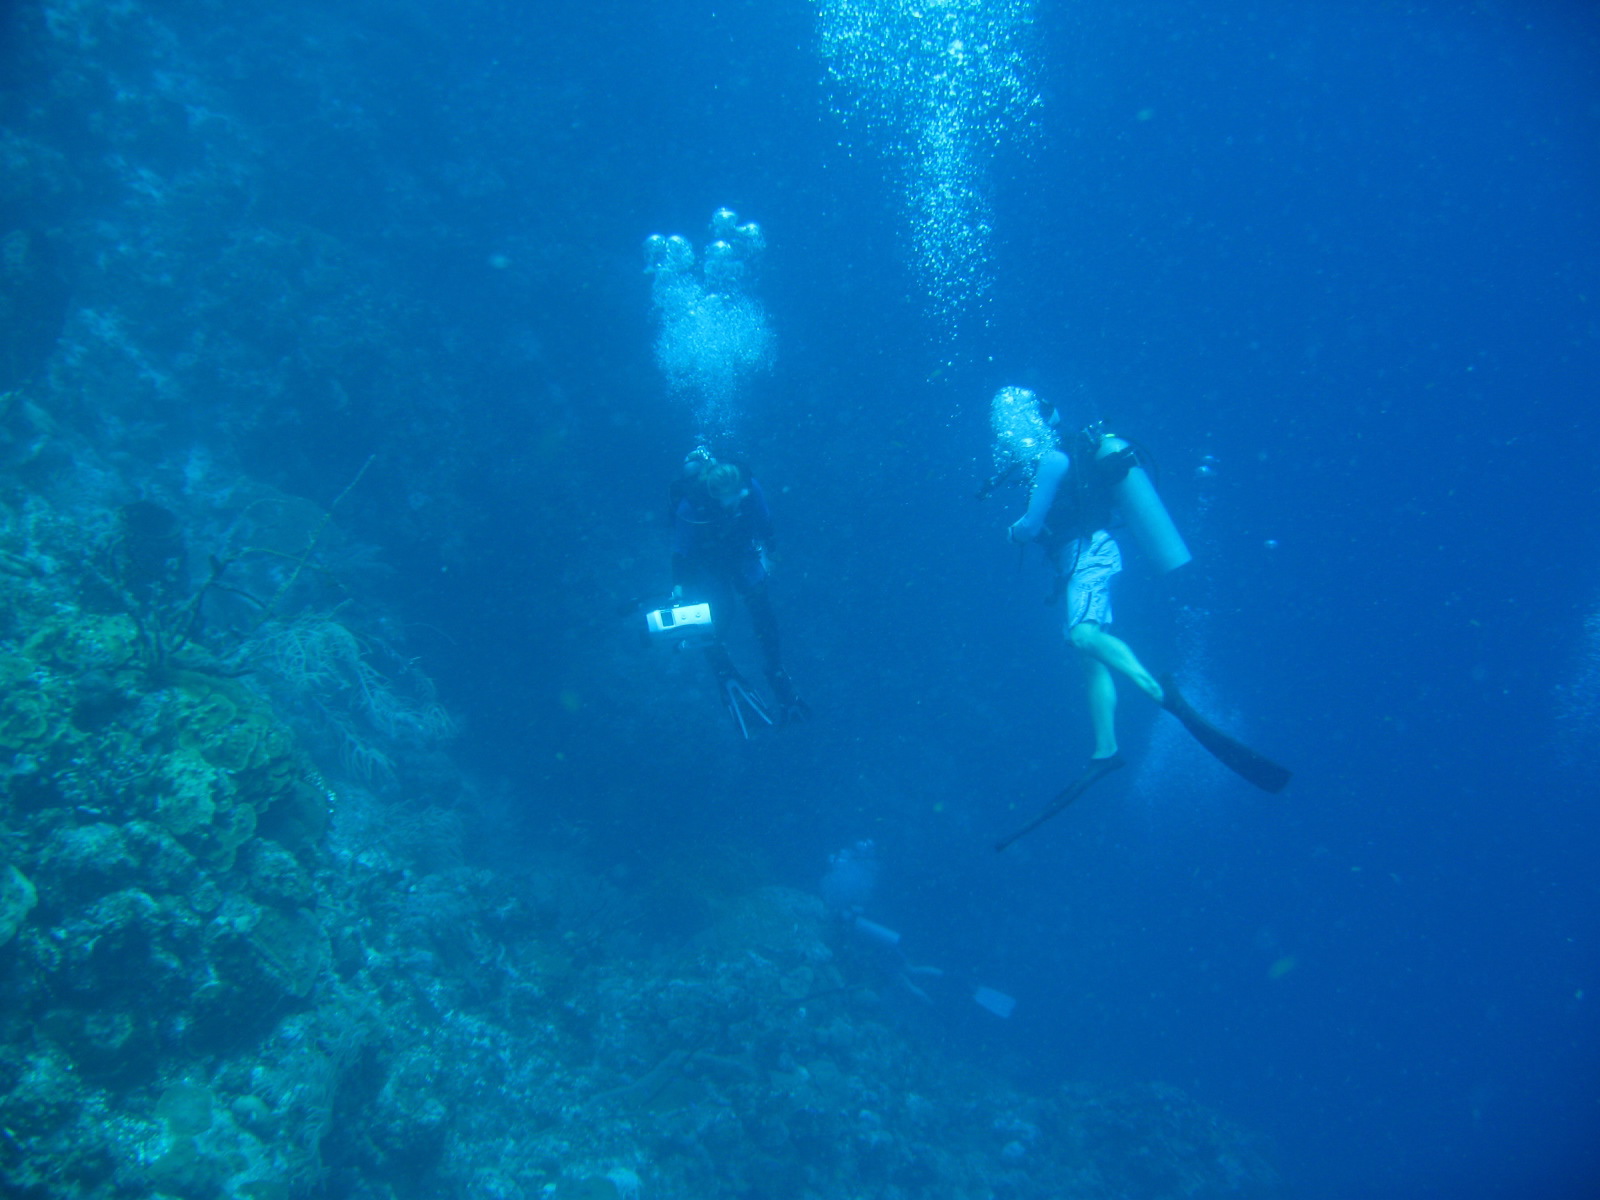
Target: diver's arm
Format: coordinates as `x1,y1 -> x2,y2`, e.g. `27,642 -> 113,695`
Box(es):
1008,450 -> 1068,543
746,478 -> 775,548
670,496 -> 699,593
670,498 -> 696,558
745,479 -> 777,575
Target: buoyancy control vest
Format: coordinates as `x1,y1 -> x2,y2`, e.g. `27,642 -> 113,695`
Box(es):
1035,427 -> 1121,560
1038,426 -> 1192,574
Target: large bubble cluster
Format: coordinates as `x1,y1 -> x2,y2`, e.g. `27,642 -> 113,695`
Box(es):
989,385 -> 1055,468
644,209 -> 774,438
814,0 -> 1040,340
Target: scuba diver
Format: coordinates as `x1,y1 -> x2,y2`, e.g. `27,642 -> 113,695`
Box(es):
669,445 -> 810,735
985,388 -> 1290,850
820,840 -> 946,1005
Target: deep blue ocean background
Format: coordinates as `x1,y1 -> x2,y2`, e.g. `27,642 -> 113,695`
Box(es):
5,0 -> 1599,1196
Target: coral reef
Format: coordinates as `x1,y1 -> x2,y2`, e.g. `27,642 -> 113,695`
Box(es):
0,2 -> 1289,1197
0,425 -> 1285,1197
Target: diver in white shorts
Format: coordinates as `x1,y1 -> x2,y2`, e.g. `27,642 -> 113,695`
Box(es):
1004,413 -> 1163,774
984,387 -> 1291,850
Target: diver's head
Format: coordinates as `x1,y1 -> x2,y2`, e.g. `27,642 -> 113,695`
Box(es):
705,462 -> 747,507
990,385 -> 1060,466
684,444 -> 715,477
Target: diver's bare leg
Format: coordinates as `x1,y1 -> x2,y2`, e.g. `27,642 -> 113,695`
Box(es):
1071,621 -> 1164,704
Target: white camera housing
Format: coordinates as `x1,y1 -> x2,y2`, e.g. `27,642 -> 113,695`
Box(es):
645,602 -> 715,645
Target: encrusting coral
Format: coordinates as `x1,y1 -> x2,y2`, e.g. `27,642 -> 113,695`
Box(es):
0,407 -> 1288,1197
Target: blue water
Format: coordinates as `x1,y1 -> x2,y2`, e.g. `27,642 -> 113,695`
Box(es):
428,4 -> 1600,1193
375,2 -> 1600,1195
13,0 -> 1599,1195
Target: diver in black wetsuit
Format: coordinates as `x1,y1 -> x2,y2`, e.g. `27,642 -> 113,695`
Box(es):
670,447 -> 809,733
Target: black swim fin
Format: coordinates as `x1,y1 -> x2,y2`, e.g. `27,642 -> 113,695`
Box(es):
1159,675 -> 1291,793
995,755 -> 1126,852
722,673 -> 774,739
767,669 -> 812,726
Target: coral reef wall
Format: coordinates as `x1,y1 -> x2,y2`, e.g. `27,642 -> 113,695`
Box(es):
1,2 -> 1287,1198
1,0 -> 726,811
1,0 -> 637,564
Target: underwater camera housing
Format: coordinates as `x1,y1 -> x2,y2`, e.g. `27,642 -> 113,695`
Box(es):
644,602 -> 716,648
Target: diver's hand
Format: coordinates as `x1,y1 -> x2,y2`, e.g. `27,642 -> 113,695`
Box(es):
670,585 -> 684,602
1007,520 -> 1032,545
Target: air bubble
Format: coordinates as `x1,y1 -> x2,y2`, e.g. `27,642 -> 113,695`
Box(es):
645,210 -> 774,438
815,0 -> 1039,341
990,386 -> 1056,469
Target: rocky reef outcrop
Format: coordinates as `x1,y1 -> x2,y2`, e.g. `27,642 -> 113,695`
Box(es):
0,419 -> 1287,1200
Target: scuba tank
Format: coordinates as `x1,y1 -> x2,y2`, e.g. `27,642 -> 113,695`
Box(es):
1094,429 -> 1192,573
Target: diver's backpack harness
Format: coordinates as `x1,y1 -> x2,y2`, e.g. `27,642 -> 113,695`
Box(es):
1042,424 -> 1192,577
